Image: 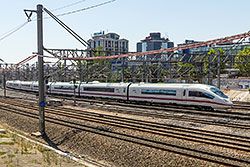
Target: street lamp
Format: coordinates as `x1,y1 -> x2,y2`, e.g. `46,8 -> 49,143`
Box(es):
0,58 -> 7,97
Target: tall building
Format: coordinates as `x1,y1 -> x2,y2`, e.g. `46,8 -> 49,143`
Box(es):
136,32 -> 174,60
177,39 -> 250,56
88,31 -> 129,55
136,32 -> 174,59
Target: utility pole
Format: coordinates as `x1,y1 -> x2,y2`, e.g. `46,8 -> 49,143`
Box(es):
0,59 -> 7,97
121,57 -> 125,82
37,4 -> 46,136
208,54 -> 213,85
25,5 -> 45,135
217,53 -> 221,89
3,69 -> 6,97
73,79 -> 76,105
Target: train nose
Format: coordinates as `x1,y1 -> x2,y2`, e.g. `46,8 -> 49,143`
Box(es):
224,98 -> 233,107
223,98 -> 233,107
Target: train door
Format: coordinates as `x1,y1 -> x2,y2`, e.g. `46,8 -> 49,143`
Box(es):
182,86 -> 189,105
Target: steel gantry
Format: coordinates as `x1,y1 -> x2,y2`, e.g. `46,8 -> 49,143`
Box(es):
1,32 -> 250,84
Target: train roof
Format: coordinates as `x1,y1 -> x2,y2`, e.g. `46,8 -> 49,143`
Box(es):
81,82 -> 130,87
7,81 -> 216,90
131,83 -> 213,89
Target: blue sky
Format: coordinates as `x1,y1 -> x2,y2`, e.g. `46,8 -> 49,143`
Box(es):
0,0 -> 250,63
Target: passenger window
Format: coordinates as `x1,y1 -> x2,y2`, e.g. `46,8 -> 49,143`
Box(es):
141,89 -> 176,96
84,87 -> 114,92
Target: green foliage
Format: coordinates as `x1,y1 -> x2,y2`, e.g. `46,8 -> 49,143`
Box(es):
0,134 -> 9,138
234,47 -> 250,76
0,142 -> 14,145
0,152 -> 6,155
56,62 -> 66,82
177,62 -> 202,81
204,48 -> 226,77
124,68 -> 132,82
92,46 -> 108,64
160,69 -> 169,82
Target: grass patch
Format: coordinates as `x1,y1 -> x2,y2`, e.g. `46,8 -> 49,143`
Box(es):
29,159 -> 42,164
0,134 -> 9,138
22,151 -> 34,155
0,152 -> 6,155
4,159 -> 12,164
0,142 -> 14,145
7,154 -> 15,158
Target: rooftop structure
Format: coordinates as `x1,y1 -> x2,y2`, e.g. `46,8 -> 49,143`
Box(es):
88,32 -> 129,56
136,32 -> 174,60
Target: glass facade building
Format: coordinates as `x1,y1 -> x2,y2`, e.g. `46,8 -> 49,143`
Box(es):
178,39 -> 250,56
136,32 -> 174,60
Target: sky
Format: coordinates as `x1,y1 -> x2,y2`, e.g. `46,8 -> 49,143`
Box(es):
0,0 -> 250,64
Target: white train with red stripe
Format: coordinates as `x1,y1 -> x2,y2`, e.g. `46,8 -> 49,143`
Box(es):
6,80 -> 233,110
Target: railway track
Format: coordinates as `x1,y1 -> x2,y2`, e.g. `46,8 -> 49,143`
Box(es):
233,101 -> 250,110
2,91 -> 250,129
3,88 -> 250,119
0,97 -> 250,167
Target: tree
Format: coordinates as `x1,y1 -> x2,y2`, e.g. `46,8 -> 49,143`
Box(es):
177,62 -> 202,82
204,48 -> 226,77
56,62 -> 65,81
234,47 -> 250,76
76,60 -> 87,82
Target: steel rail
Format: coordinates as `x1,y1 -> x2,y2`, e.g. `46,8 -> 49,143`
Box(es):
0,104 -> 249,167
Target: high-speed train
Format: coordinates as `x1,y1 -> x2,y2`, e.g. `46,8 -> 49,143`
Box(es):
6,80 -> 233,110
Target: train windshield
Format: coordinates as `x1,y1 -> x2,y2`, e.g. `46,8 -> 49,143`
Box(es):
210,87 -> 228,98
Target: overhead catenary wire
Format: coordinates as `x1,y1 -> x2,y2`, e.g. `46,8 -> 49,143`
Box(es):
0,0 -> 86,42
52,0 -> 87,12
222,30 -> 250,62
54,0 -> 116,17
44,7 -> 89,47
0,21 -> 29,42
2,31 -> 250,73
0,0 -> 116,71
39,31 -> 250,61
0,0 -> 113,42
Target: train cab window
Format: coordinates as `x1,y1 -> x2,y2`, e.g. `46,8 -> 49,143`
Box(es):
141,89 -> 176,96
84,87 -> 114,92
189,91 -> 214,99
210,87 -> 228,98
